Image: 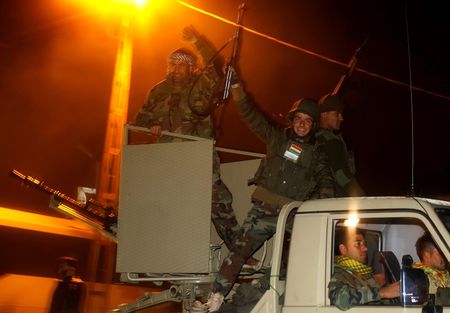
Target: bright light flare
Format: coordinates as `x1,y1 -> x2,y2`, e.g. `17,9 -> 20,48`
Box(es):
64,0 -> 176,32
343,200 -> 360,227
343,213 -> 360,227
134,0 -> 148,6
66,0 -> 155,16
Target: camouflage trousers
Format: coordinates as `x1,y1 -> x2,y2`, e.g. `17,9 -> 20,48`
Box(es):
213,200 -> 293,295
211,149 -> 240,251
211,180 -> 240,251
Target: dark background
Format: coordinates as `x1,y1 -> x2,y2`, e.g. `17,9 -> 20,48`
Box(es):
1,0 -> 449,217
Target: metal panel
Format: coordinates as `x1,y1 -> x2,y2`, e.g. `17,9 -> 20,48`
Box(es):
116,140 -> 213,273
216,158 -> 272,264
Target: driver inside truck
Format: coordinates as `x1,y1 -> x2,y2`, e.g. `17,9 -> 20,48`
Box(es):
328,227 -> 400,310
412,232 -> 450,297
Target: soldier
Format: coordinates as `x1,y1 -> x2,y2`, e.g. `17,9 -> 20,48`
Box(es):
135,26 -> 240,253
48,256 -> 86,313
328,228 -> 399,311
197,74 -> 335,312
316,94 -> 365,197
413,232 -> 450,295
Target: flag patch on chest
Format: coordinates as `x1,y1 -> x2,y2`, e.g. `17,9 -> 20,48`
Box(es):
284,143 -> 302,162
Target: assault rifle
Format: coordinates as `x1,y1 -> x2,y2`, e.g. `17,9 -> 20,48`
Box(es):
332,35 -> 369,96
216,2 -> 246,105
211,3 -> 246,138
10,169 -> 117,239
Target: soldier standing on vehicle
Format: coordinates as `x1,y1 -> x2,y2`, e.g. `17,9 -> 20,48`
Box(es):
316,94 -> 365,197
195,73 -> 335,312
413,232 -> 450,295
328,228 -> 400,310
134,25 -> 241,254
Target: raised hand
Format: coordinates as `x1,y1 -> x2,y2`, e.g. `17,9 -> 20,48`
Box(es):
182,25 -> 200,43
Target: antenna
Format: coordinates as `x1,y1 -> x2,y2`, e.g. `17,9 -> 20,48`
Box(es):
405,3 -> 415,196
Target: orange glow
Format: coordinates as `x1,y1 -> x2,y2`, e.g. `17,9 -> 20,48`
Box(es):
65,0 -> 169,17
64,0 -> 172,34
0,206 -> 99,239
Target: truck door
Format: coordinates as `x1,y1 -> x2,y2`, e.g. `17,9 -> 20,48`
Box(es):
316,210 -> 450,313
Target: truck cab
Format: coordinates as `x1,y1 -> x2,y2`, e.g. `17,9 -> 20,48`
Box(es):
255,197 -> 450,313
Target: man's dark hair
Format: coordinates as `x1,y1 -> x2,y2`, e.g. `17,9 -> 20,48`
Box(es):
59,256 -> 79,268
415,232 -> 436,262
334,227 -> 365,256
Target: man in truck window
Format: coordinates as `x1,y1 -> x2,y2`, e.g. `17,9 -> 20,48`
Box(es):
134,26 -> 242,255
195,73 -> 335,312
316,94 -> 365,197
413,232 -> 450,294
328,228 -> 400,310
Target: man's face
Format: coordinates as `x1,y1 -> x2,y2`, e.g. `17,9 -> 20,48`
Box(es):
425,247 -> 446,270
321,111 -> 343,131
167,60 -> 191,84
340,233 -> 368,263
292,112 -> 313,137
58,261 -> 76,278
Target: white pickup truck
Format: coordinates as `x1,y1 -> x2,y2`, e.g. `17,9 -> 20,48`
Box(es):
114,128 -> 450,313
253,196 -> 450,313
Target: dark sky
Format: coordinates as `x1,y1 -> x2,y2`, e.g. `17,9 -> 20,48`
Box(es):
0,0 -> 449,217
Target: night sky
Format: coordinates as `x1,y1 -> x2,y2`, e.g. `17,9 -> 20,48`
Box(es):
0,0 -> 449,217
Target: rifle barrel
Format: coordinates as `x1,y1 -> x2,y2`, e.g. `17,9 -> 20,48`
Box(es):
9,169 -> 117,226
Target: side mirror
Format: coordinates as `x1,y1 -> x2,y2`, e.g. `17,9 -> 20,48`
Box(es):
400,267 -> 429,306
402,254 -> 414,268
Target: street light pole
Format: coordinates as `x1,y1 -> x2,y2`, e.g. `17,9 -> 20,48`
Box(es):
97,14 -> 133,210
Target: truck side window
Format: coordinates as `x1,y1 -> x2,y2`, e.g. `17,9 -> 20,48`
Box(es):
329,216 -> 435,309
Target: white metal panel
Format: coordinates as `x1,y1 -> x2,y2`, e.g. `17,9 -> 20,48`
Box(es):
116,140 -> 213,273
219,159 -> 260,223
284,213 -> 328,306
214,159 -> 264,256
383,224 -> 423,262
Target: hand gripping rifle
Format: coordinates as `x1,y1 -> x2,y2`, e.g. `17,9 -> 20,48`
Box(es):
10,169 -> 117,237
215,3 -> 246,106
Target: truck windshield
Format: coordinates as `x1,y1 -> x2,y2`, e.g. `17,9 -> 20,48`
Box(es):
435,207 -> 450,234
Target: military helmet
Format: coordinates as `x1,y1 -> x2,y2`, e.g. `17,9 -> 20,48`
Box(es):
318,93 -> 344,113
167,48 -> 197,67
286,98 -> 320,123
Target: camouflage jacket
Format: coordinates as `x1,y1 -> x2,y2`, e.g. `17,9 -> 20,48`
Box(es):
231,88 -> 335,201
135,37 -> 220,142
315,128 -> 365,197
328,265 -> 382,311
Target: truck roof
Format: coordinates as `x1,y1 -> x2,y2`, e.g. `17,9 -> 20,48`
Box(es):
295,196 -> 450,214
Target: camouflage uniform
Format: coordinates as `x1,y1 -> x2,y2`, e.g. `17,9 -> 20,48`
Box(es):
135,36 -> 218,140
316,93 -> 364,197
315,129 -> 365,197
328,265 -> 382,311
135,34 -> 240,251
213,85 -> 335,295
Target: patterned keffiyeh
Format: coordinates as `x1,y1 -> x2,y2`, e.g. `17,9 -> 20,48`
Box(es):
412,262 -> 450,288
335,255 -> 374,280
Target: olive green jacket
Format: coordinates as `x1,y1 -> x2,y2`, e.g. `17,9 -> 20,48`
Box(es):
135,36 -> 220,141
231,86 -> 334,201
316,128 -> 365,197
